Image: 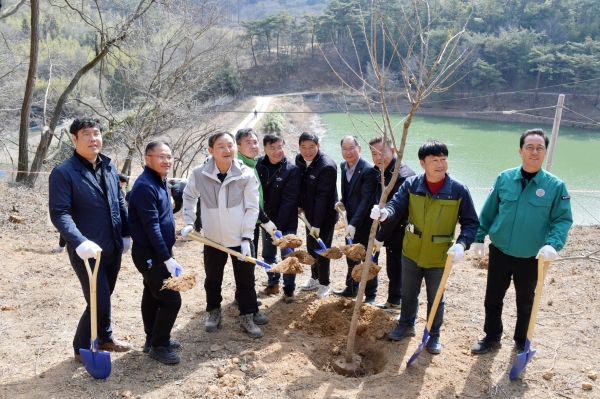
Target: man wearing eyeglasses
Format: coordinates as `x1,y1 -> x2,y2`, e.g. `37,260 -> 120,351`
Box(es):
333,136 -> 379,303
49,117 -> 133,363
128,141 -> 184,364
471,129 -> 573,355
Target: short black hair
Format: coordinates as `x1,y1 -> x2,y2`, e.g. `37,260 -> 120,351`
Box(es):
418,140 -> 448,160
208,131 -> 234,148
340,136 -> 359,147
235,128 -> 258,145
145,140 -> 170,154
299,132 -> 319,145
520,129 -> 549,148
118,173 -> 129,184
70,117 -> 103,136
263,133 -> 284,147
368,135 -> 393,148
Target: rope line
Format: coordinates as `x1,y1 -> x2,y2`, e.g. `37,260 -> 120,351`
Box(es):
563,107 -> 600,127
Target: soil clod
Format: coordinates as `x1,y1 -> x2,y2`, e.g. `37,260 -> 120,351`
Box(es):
341,244 -> 366,261
352,262 -> 381,282
320,247 -> 343,259
269,257 -> 303,274
285,250 -> 316,265
272,234 -> 303,249
161,275 -> 197,292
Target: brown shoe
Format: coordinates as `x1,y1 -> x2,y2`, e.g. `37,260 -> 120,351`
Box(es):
74,352 -> 82,363
261,284 -> 280,296
283,292 -> 296,303
97,338 -> 133,352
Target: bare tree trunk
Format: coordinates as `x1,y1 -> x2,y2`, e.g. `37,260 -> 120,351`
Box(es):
16,0 -> 39,183
250,36 -> 258,67
533,70 -> 541,107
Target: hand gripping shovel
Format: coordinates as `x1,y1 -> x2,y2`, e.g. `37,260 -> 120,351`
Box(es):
509,254 -> 551,380
80,249 -> 112,379
261,225 -> 293,257
297,209 -> 328,253
407,252 -> 455,366
186,231 -> 271,270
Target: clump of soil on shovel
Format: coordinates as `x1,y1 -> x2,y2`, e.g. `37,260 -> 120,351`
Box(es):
352,262 -> 381,282
341,244 -> 366,261
161,275 -> 197,292
321,247 -> 343,259
269,257 -> 303,274
285,250 -> 316,265
272,234 -> 303,249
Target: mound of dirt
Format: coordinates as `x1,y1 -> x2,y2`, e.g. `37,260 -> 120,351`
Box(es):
161,275 -> 197,292
341,244 -> 366,261
285,250 -> 316,265
321,247 -> 343,259
352,262 -> 381,282
272,234 -> 303,249
269,257 -> 303,274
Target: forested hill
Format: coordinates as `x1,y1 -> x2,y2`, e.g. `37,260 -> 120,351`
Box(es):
1,0 -> 599,180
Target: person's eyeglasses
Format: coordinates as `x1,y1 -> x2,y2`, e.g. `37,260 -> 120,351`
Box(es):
146,155 -> 173,162
81,131 -> 102,139
342,147 -> 357,152
523,146 -> 546,153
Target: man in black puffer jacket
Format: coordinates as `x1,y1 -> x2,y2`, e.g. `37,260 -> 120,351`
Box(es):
256,133 -> 301,302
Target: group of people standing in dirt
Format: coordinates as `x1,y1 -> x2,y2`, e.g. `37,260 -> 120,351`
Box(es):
49,116 -> 572,367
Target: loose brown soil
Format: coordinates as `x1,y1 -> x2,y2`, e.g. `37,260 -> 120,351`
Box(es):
161,275 -> 198,292
320,247 -> 343,259
268,257 -> 303,274
340,244 -> 366,261
271,235 -> 303,250
351,262 -> 382,282
284,250 -> 316,265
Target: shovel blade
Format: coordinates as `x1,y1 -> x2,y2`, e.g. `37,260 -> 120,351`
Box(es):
314,238 -> 328,253
509,339 -> 534,380
80,342 -> 111,379
407,327 -> 430,366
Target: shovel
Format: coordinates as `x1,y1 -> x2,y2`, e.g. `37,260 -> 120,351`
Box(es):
407,252 -> 455,366
80,249 -> 112,379
186,231 -> 271,270
297,209 -> 328,254
334,203 -> 353,244
260,225 -> 293,257
509,254 -> 550,380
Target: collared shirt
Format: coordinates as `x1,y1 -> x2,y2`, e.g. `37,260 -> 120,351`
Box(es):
346,161 -> 358,182
74,150 -> 106,196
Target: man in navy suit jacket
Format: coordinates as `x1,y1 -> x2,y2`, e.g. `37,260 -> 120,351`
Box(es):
333,136 -> 379,303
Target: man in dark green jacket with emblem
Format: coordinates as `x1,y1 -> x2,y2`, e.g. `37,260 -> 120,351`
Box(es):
371,140 -> 479,354
471,129 -> 572,355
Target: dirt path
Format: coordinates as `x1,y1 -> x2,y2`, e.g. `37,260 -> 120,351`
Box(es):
229,96 -> 273,133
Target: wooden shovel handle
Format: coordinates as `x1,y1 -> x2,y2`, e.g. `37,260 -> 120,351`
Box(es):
426,252 -> 454,331
83,250 -> 102,351
187,231 -> 258,265
334,204 -> 349,231
297,210 -> 312,230
526,255 -> 551,340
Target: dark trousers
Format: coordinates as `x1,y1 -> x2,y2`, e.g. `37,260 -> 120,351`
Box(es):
59,235 -> 66,247
385,246 -> 403,305
305,225 -> 334,286
67,245 -> 121,354
484,244 -> 538,346
252,224 -> 261,255
263,229 -> 297,295
343,233 -> 378,298
131,245 -> 182,348
204,244 -> 258,316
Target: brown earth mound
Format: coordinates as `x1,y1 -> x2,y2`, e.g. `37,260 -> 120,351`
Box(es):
272,234 -> 303,249
161,275 -> 197,292
285,250 -> 316,265
351,262 -> 381,282
320,247 -> 343,259
341,244 -> 366,261
268,257 -> 303,274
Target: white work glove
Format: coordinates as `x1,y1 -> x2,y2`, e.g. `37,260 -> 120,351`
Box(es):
240,240 -> 252,259
472,243 -> 485,257
75,240 -> 102,260
447,243 -> 465,264
345,225 -> 356,239
262,221 -> 277,236
335,201 -> 344,209
373,239 -> 384,253
181,225 -> 194,237
370,205 -> 389,221
165,258 -> 183,277
309,226 -> 320,239
536,245 -> 557,261
122,237 -> 132,254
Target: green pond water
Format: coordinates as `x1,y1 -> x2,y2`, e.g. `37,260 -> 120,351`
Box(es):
316,113 -> 600,226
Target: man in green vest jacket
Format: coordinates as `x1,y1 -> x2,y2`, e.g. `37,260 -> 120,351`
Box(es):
371,140 -> 479,354
471,129 -> 573,355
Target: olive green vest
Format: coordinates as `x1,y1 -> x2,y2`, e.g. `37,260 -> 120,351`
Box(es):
402,192 -> 462,268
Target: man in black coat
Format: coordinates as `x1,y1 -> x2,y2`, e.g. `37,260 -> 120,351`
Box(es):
295,132 -> 339,298
370,135 -> 416,311
256,133 -> 301,302
49,117 -> 133,363
333,136 -> 379,303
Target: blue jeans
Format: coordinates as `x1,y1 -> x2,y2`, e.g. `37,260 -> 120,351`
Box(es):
399,255 -> 445,335
262,229 -> 297,295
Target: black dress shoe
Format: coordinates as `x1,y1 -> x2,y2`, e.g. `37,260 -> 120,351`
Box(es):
333,287 -> 357,298
364,296 -> 376,305
143,340 -> 181,354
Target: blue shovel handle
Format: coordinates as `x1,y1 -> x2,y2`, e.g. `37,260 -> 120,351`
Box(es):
316,238 -> 327,252
175,269 -> 181,277
346,237 -> 353,245
246,256 -> 272,271
274,231 -> 293,256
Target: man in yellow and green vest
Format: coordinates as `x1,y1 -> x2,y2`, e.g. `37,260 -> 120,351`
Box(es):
371,140 -> 479,354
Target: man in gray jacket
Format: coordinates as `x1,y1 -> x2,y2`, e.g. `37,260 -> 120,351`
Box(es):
180,131 -> 266,338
